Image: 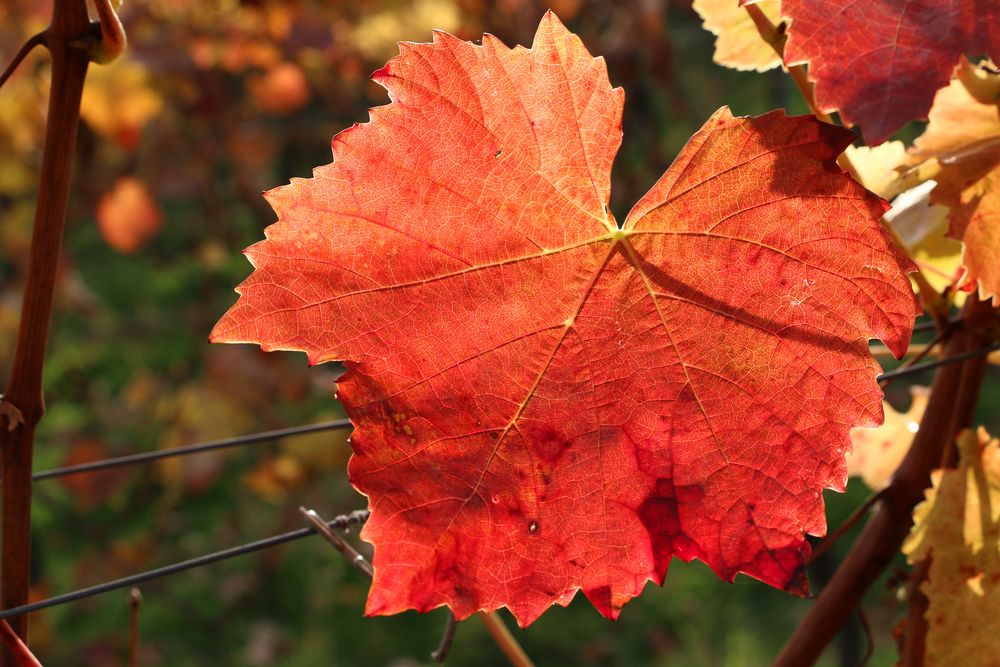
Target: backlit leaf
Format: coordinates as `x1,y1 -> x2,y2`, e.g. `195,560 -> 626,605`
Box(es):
781,0 -> 1000,145
904,428 -> 1000,667
911,77 -> 1000,304
212,13 -> 917,625
846,387 -> 927,491
693,0 -> 782,72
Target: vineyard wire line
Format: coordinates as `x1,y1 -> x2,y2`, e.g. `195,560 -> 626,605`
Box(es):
32,419 -> 353,480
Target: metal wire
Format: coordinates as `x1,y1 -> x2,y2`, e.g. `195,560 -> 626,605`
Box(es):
876,342 -> 1000,382
0,510 -> 370,621
32,419 -> 353,481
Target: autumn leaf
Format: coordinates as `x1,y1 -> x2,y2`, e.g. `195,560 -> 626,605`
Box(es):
843,142 -> 961,295
844,142 -> 911,201
350,0 -> 461,62
79,58 -> 163,149
96,176 -> 163,254
247,62 -> 310,116
781,0 -> 1000,145
846,387 -> 927,491
694,0 -> 782,72
903,428 -> 1000,667
911,76 -> 1000,304
212,13 -> 917,625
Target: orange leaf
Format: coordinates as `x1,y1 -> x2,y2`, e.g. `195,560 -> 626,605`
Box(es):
248,62 -> 310,116
96,177 -> 163,254
212,13 -> 917,625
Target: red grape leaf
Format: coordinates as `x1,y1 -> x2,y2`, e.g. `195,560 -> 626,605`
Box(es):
780,0 -> 1000,145
211,12 -> 917,625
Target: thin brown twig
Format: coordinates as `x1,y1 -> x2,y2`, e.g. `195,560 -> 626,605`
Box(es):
0,32 -> 46,91
128,588 -> 142,667
879,323 -> 952,389
478,612 -> 535,667
430,612 -> 458,664
301,509 -> 533,667
299,508 -> 373,578
807,489 -> 885,566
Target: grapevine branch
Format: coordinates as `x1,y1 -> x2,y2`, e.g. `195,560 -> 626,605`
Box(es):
0,0 -> 97,657
775,295 -> 997,666
806,489 -> 885,566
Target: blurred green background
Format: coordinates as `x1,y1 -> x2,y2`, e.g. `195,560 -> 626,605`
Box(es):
1,1 -> 997,665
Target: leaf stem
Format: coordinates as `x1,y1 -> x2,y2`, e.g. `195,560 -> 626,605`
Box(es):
430,612 -> 458,664
478,612 -> 535,667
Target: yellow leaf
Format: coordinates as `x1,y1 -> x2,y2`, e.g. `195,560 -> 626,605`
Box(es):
910,73 -> 1000,303
881,180 -> 964,298
80,57 -> 163,148
693,0 -> 782,72
903,428 -> 1000,667
351,0 -> 461,62
847,387 -> 928,490
844,141 -> 910,200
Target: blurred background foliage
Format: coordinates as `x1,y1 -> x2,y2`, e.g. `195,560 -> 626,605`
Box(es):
0,0 -> 997,665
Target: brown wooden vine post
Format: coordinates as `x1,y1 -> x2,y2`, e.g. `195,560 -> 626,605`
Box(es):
0,0 -> 124,662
